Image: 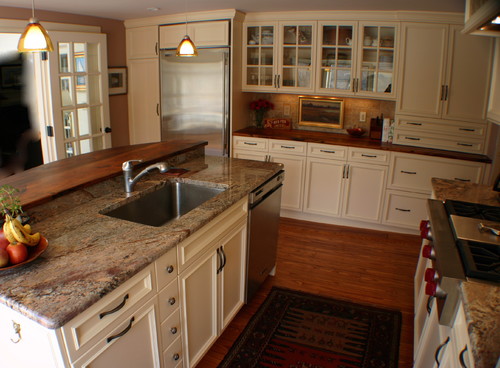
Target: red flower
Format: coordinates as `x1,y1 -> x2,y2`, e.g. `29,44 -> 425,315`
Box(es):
249,99 -> 274,111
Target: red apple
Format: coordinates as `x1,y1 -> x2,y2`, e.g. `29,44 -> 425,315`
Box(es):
0,229 -> 9,250
0,248 -> 9,267
6,243 -> 28,265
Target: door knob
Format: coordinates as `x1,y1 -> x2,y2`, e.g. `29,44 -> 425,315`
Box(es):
104,127 -> 112,133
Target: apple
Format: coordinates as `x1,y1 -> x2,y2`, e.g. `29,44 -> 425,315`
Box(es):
0,228 -> 9,250
6,243 -> 28,265
0,248 -> 9,267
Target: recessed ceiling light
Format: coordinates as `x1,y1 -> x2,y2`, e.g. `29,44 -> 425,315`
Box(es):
147,7 -> 160,12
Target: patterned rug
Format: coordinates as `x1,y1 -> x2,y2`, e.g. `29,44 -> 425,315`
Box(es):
218,287 -> 401,368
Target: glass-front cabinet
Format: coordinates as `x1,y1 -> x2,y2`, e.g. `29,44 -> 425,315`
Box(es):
317,21 -> 397,98
243,22 -> 316,93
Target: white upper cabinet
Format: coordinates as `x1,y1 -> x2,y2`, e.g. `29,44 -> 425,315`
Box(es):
397,22 -> 493,123
159,21 -> 229,49
317,22 -> 397,99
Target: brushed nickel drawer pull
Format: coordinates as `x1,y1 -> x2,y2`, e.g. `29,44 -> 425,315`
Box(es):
435,336 -> 450,366
459,345 -> 468,368
457,142 -> 473,147
407,122 -> 422,126
106,317 -> 134,343
280,145 -> 295,149
320,149 -> 336,154
404,136 -> 420,141
396,208 -> 411,212
243,142 -> 257,146
459,128 -> 475,132
361,154 -> 377,158
401,170 -> 417,175
100,294 -> 129,319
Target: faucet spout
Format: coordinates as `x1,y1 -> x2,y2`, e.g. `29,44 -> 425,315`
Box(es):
123,160 -> 169,193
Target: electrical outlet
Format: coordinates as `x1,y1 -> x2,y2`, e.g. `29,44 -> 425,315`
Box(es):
359,111 -> 366,122
284,104 -> 291,117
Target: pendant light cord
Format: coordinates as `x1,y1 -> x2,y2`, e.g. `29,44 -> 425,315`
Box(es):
31,0 -> 35,19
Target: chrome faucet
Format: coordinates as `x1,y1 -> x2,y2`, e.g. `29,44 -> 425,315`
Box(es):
122,160 -> 170,193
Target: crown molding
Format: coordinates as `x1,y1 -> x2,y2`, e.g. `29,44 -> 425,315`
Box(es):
124,9 -> 245,28
0,18 -> 100,33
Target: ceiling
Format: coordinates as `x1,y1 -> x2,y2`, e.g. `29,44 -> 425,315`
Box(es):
0,0 -> 466,21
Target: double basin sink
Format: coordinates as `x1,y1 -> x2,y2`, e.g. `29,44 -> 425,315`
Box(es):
103,181 -> 226,227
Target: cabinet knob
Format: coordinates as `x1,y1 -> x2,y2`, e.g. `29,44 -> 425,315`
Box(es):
168,297 -> 176,305
10,321 -> 21,343
173,353 -> 180,361
170,327 -> 178,335
166,265 -> 174,273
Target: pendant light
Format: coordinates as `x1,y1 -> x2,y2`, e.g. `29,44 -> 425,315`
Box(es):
18,0 -> 54,52
176,0 -> 197,57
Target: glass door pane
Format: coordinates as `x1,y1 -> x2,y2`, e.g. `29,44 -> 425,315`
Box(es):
280,24 -> 313,89
245,25 -> 276,88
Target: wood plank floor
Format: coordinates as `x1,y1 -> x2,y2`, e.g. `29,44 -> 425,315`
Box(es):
198,217 -> 422,368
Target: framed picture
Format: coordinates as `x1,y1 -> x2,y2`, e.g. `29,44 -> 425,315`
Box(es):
108,67 -> 127,95
298,96 -> 344,129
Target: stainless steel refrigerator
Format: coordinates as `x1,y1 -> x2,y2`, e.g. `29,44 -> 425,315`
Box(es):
160,48 -> 230,156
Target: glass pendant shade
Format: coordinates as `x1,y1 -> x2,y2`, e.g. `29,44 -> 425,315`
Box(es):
176,35 -> 198,57
18,18 -> 54,52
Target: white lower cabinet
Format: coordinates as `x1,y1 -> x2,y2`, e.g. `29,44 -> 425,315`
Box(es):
269,153 -> 306,211
383,190 -> 429,229
179,217 -> 247,368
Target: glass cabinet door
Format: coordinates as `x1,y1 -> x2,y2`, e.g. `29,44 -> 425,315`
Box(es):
318,23 -> 355,92
245,25 -> 276,88
279,23 -> 314,90
359,25 -> 395,95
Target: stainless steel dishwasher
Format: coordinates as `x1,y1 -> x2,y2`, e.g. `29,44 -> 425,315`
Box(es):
245,170 -> 284,302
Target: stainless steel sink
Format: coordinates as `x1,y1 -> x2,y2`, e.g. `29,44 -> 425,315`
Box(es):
103,181 -> 226,227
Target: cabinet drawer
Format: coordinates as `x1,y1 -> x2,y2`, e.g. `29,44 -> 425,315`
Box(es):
393,130 -> 484,154
388,153 -> 484,193
396,116 -> 486,138
155,247 -> 177,291
233,136 -> 268,152
162,336 -> 182,368
307,143 -> 347,160
158,278 -> 179,322
383,190 -> 429,229
348,147 -> 389,165
269,140 -> 307,156
62,265 -> 155,360
160,309 -> 181,352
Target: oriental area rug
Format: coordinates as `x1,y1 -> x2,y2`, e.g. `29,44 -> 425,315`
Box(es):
218,287 -> 401,368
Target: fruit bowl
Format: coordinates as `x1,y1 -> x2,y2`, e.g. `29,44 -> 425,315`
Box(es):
0,236 -> 48,271
346,128 -> 366,137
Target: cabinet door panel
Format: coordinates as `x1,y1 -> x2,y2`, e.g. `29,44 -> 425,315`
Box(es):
270,154 -> 306,211
444,25 -> 493,122
397,23 -> 448,117
342,163 -> 387,223
126,26 -> 158,59
304,157 -> 345,217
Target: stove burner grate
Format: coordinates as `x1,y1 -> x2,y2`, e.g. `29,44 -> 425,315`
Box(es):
445,200 -> 500,222
457,239 -> 500,283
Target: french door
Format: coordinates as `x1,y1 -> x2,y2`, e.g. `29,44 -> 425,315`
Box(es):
41,31 -> 111,161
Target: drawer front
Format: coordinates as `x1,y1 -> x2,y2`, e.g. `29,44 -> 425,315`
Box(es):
162,336 -> 183,368
233,136 -> 268,152
62,265 -> 156,360
383,190 -> 429,229
396,116 -> 486,138
393,130 -> 484,154
158,278 -> 179,322
388,153 -> 484,193
160,309 -> 181,352
307,143 -> 347,160
348,147 -> 389,165
269,139 -> 307,156
155,247 -> 177,291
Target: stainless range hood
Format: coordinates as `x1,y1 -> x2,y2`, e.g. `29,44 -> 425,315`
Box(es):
463,0 -> 500,37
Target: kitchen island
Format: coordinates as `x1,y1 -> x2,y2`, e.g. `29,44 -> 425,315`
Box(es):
0,140 -> 283,367
430,178 -> 500,368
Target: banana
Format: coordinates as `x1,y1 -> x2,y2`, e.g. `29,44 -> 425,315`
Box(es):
7,216 -> 40,246
23,223 -> 31,234
2,217 -> 17,243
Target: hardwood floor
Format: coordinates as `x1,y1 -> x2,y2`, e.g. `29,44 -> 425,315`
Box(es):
198,217 -> 422,368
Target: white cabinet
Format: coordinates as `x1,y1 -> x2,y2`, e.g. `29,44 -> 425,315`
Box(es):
126,25 -> 161,145
397,23 -> 493,123
159,20 -> 229,49
243,21 -> 316,93
316,22 -> 397,99
488,38 -> 500,124
178,198 -> 248,368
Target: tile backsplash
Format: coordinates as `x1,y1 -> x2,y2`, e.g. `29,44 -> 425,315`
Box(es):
245,93 -> 395,134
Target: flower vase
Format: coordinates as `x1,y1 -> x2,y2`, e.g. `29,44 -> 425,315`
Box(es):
255,110 -> 265,128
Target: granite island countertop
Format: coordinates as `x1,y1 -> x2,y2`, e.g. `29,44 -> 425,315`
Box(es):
0,149 -> 282,330
431,178 -> 500,368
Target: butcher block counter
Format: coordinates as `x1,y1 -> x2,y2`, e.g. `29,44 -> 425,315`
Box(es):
0,141 -> 282,329
234,127 -> 492,163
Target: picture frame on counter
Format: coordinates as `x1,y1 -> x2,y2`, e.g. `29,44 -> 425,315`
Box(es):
108,67 -> 127,95
298,96 -> 344,129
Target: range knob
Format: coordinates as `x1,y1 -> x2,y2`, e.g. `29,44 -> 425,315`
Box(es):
425,281 -> 446,299
424,267 -> 438,282
420,220 -> 432,240
422,244 -> 435,260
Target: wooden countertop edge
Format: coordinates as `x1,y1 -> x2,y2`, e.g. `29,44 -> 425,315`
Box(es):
233,128 -> 492,163
0,140 -> 207,209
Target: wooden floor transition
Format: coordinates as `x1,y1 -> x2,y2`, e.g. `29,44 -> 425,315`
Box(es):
198,217 -> 421,368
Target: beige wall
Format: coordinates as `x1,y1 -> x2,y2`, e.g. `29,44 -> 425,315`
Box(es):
0,6 -> 130,147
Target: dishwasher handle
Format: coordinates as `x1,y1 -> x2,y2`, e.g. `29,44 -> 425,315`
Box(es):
249,171 -> 284,205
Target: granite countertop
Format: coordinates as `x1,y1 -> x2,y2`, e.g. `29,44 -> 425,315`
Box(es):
234,127 -> 492,163
0,152 -> 282,329
431,178 -> 500,367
